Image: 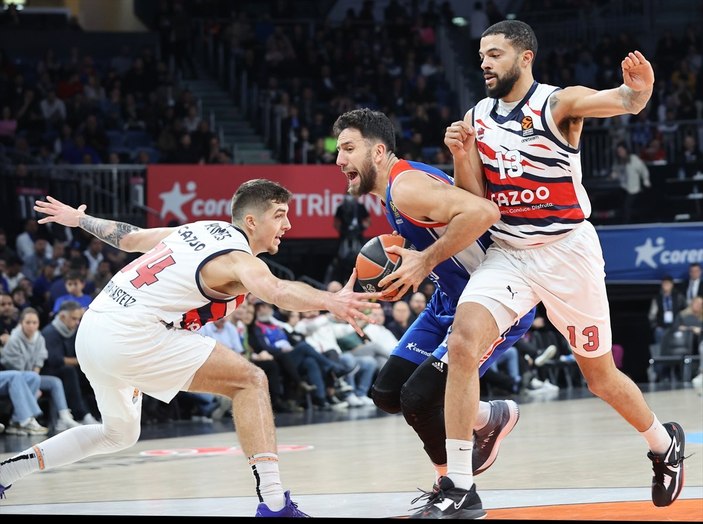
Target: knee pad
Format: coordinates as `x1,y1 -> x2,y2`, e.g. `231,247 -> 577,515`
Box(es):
371,386 -> 401,414
370,356 -> 419,414
399,356 -> 447,421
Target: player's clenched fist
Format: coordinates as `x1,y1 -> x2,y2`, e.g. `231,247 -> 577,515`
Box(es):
444,120 -> 476,158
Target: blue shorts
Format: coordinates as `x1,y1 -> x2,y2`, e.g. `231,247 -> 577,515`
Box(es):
390,290 -> 535,376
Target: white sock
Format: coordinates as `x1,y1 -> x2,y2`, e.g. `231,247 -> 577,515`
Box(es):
0,445 -> 44,486
249,453 -> 285,510
641,413 -> 672,455
446,439 -> 473,490
473,401 -> 491,430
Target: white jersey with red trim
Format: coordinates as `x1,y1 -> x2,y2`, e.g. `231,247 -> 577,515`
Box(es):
89,220 -> 248,330
472,81 -> 591,248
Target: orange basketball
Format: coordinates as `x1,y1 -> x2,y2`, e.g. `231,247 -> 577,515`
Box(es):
355,233 -> 412,300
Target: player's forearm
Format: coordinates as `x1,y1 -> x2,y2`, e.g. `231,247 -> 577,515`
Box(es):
420,206 -> 496,269
618,84 -> 652,114
78,215 -> 141,251
452,152 -> 485,197
268,280 -> 335,313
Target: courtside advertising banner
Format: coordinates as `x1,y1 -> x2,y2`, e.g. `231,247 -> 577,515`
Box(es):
597,223 -> 703,282
146,165 -> 393,239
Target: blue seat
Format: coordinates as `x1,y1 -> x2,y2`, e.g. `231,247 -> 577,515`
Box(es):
124,130 -> 152,148
106,130 -> 124,148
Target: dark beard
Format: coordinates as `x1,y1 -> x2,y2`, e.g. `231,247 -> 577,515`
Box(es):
485,62 -> 521,99
349,155 -> 377,197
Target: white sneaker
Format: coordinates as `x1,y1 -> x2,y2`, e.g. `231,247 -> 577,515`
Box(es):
529,377 -> 544,389
81,413 -> 100,424
535,345 -> 557,367
541,379 -> 560,391
55,410 -> 82,432
330,400 -> 349,411
345,393 -> 363,407
358,395 -> 375,406
692,373 -> 703,388
0,421 -> 4,434
6,417 -> 49,435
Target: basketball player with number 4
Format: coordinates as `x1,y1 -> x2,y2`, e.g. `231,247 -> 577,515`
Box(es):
0,179 -> 382,518
333,108 -> 537,519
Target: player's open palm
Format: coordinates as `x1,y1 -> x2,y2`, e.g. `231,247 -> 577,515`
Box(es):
329,269 -> 382,335
34,195 -> 86,227
621,51 -> 654,91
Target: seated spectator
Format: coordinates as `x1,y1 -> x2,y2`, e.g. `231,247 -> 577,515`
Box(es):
82,237 -> 106,281
90,259 -> 114,297
15,218 -> 41,262
0,369 -> 48,435
648,275 -> 687,344
60,133 -> 101,164
294,309 -> 377,408
0,307 -> 82,432
0,291 -> 18,345
408,291 -> 427,323
176,391 -> 220,422
40,300 -> 99,424
32,260 -> 59,311
51,270 -> 93,316
387,299 -> 412,339
248,301 -> 352,411
671,296 -> 703,352
20,237 -> 54,281
0,227 -> 18,263
236,303 -> 302,415
360,307 -> 396,368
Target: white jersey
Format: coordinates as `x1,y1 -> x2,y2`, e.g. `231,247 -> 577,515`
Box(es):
472,82 -> 591,248
89,220 -> 248,330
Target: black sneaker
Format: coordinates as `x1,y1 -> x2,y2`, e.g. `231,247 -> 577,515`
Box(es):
473,399 -> 520,475
648,421 -> 686,507
408,476 -> 486,519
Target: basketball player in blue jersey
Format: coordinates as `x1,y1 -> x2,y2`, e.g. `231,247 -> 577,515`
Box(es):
433,19 -> 685,518
333,108 -> 536,519
0,179 -> 383,518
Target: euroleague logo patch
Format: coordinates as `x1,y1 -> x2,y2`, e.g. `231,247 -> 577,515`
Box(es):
139,444 -> 314,458
521,116 -> 534,137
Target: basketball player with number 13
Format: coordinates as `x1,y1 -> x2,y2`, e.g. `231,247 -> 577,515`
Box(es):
440,18 -> 686,519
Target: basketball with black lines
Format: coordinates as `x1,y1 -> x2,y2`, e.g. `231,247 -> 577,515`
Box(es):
355,233 -> 412,300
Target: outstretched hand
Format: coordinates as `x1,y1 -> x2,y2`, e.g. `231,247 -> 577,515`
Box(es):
621,51 -> 654,92
328,268 -> 383,336
34,195 -> 86,227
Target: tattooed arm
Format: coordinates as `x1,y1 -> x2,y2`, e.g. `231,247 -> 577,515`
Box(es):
549,50 -> 654,124
34,195 -> 175,253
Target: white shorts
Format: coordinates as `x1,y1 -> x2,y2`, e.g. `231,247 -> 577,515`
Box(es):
76,309 -> 216,420
458,221 -> 612,359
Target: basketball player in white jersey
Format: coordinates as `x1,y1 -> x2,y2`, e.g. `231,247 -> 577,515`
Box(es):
408,20 -> 685,518
0,179 -> 382,518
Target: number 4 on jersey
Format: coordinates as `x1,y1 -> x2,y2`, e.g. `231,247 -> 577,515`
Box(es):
120,242 -> 176,289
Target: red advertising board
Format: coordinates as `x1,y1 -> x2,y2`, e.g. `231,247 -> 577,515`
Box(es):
146,165 -> 393,239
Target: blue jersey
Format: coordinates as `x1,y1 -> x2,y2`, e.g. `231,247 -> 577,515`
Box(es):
381,159 -> 535,370
384,159 -> 492,301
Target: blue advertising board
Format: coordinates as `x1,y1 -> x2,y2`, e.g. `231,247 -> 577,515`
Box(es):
597,222 -> 703,283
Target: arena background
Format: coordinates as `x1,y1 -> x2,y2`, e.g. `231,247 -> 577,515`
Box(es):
0,0 -> 701,382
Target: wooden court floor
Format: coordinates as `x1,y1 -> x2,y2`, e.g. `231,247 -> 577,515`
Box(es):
0,386 -> 701,520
